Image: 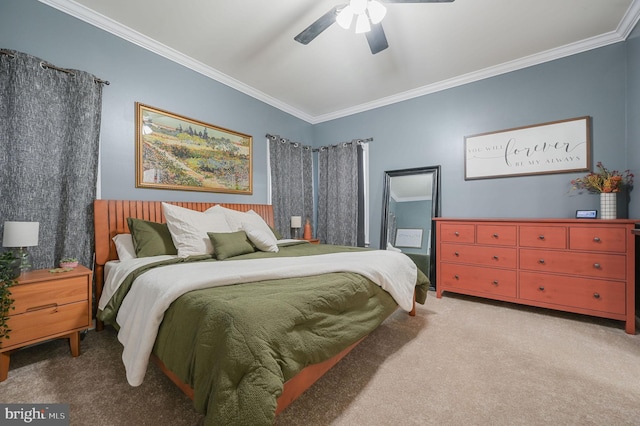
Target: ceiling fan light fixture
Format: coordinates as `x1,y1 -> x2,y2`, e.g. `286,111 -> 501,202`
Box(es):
355,13 -> 371,33
367,0 -> 387,24
336,5 -> 355,29
350,0 -> 368,15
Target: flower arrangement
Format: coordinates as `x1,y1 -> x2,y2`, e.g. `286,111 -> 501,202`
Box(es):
571,162 -> 634,194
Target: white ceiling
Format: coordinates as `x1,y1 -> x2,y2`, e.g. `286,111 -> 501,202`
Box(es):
42,0 -> 640,124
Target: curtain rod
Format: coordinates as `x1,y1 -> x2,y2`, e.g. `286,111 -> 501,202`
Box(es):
265,134 -> 372,152
0,49 -> 110,86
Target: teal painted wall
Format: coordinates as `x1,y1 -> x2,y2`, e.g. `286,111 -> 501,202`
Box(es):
1,0 -> 638,249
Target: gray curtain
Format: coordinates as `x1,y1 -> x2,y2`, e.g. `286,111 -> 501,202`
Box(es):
0,49 -> 103,270
268,135 -> 313,238
317,141 -> 360,246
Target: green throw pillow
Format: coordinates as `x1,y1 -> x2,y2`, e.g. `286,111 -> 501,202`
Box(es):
208,231 -> 255,260
127,217 -> 178,258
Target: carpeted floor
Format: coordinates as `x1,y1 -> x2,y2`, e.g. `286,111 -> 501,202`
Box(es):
1,291 -> 639,425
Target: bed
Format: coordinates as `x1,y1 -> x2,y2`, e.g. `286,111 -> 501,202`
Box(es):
93,200 -> 429,425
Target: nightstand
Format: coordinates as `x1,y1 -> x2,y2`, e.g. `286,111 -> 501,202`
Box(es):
295,238 -> 320,244
0,265 -> 93,381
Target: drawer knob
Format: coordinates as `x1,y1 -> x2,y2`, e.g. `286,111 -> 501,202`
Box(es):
454,274 -> 460,280
454,251 -> 459,256
594,292 -> 601,299
538,235 -> 545,240
492,233 -> 499,238
538,259 -> 545,264
492,280 -> 499,286
593,237 -> 601,242
493,255 -> 499,260
454,231 -> 459,236
538,286 -> 545,291
594,263 -> 601,269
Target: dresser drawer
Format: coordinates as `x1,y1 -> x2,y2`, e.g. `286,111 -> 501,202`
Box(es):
476,225 -> 517,246
440,263 -> 516,297
519,226 -> 567,249
439,223 -> 475,243
519,271 -> 625,315
569,226 -> 627,253
10,276 -> 88,315
5,301 -> 89,348
440,243 -> 517,268
519,249 -> 626,280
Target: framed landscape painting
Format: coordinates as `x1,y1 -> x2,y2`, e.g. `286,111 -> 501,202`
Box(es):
135,103 -> 253,194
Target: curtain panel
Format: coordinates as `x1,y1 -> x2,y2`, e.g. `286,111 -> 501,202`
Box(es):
0,49 -> 103,270
268,136 -> 313,238
317,142 -> 360,246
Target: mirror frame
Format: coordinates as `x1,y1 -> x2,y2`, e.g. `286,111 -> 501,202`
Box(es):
380,165 -> 441,289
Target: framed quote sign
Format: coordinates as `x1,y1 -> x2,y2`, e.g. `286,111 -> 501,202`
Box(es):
464,116 -> 591,180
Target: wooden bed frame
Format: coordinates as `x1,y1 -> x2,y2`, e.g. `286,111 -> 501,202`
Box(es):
93,199 -> 414,415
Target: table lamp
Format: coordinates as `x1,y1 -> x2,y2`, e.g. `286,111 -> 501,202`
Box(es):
290,216 -> 302,239
2,221 -> 39,273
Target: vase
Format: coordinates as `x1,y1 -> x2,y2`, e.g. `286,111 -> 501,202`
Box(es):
600,192 -> 617,219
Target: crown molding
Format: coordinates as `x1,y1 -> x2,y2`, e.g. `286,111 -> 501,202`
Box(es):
39,0 -> 640,125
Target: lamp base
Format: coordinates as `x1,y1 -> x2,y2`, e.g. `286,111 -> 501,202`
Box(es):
13,247 -> 32,274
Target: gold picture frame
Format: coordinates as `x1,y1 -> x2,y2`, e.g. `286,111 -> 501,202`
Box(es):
135,103 -> 253,194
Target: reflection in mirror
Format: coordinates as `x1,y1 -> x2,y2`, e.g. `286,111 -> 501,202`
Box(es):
381,166 -> 440,290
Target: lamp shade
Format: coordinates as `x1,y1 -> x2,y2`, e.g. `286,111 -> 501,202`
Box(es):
2,221 -> 40,247
291,216 -> 302,228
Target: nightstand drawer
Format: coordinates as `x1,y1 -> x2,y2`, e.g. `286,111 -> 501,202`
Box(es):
5,301 -> 89,348
11,276 -> 88,315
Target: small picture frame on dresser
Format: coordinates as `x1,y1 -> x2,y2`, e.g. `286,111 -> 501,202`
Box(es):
576,210 -> 597,219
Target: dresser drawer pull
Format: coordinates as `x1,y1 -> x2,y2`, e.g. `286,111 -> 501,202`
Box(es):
594,263 -> 601,269
454,251 -> 459,256
538,259 -> 545,264
454,231 -> 460,236
493,255 -> 499,260
593,237 -> 601,242
538,286 -> 545,291
492,280 -> 499,286
26,303 -> 58,312
538,235 -> 545,240
454,274 -> 460,280
492,233 -> 499,238
593,293 -> 601,299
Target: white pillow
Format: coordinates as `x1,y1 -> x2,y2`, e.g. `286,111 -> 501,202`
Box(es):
162,202 -> 232,257
242,221 -> 279,253
211,205 -> 249,231
112,234 -> 137,260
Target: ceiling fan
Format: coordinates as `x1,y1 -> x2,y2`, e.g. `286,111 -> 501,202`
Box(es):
294,0 -> 455,55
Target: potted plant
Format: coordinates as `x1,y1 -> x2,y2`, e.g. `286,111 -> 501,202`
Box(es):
571,162 -> 634,219
0,251 -> 18,342
59,257 -> 79,268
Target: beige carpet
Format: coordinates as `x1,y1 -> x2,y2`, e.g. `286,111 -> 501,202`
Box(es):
2,292 -> 639,425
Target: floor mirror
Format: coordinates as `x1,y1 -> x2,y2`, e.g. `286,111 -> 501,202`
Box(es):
380,166 -> 441,290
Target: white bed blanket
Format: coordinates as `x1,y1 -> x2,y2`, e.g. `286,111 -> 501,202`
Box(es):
111,251 -> 417,386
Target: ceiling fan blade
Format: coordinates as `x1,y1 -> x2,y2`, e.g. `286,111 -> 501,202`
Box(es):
294,6 -> 340,45
365,23 -> 389,55
382,0 -> 454,3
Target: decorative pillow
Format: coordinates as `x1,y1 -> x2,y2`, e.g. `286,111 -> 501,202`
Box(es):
162,202 -> 233,257
112,233 -> 137,260
211,205 -> 249,231
242,221 -> 279,253
207,231 -> 255,260
127,218 -> 178,258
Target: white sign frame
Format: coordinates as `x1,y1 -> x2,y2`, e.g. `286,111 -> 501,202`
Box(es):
465,116 -> 591,180
395,228 -> 423,248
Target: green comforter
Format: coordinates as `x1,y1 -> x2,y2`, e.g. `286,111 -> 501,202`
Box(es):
99,243 -> 429,425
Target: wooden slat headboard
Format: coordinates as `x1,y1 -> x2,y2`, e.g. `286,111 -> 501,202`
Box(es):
93,199 -> 274,326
